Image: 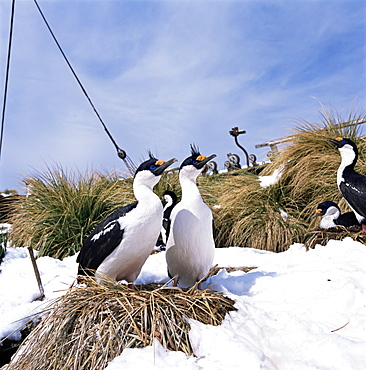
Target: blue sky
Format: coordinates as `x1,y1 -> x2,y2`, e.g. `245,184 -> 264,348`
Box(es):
1,0 -> 365,192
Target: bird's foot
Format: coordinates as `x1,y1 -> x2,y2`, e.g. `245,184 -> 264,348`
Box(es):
362,224 -> 366,233
127,282 -> 136,290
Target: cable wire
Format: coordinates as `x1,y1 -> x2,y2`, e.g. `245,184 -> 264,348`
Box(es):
33,0 -> 137,175
0,0 -> 16,163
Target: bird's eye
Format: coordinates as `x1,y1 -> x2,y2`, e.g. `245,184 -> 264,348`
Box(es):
150,164 -> 157,170
192,160 -> 199,165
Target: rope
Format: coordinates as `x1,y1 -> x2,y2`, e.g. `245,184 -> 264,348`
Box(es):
33,0 -> 137,175
0,0 -> 16,163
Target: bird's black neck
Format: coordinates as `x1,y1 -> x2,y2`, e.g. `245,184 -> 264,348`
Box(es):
342,164 -> 357,178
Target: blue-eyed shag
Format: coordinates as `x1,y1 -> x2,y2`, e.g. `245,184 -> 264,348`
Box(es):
311,200 -> 359,229
155,190 -> 178,251
161,190 -> 178,245
329,137 -> 366,232
165,145 -> 216,288
77,155 -> 177,287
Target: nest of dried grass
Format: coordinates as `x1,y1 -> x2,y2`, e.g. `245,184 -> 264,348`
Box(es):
7,276 -> 236,370
304,226 -> 366,250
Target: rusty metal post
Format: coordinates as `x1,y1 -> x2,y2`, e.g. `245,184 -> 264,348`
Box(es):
229,127 -> 250,167
27,247 -> 45,301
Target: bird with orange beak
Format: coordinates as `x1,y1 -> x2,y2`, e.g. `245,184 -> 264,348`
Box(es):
165,145 -> 216,288
77,154 -> 177,288
328,137 -> 366,232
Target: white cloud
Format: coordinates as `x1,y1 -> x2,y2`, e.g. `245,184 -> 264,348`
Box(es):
0,0 -> 365,192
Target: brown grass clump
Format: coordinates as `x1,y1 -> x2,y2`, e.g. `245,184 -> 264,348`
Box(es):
153,168 -> 181,199
9,166 -> 181,259
210,105 -> 366,252
9,166 -> 135,259
212,170 -> 307,252
261,107 -> 366,222
7,276 -> 236,370
196,172 -> 226,208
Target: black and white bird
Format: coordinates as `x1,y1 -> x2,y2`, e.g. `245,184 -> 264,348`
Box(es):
161,190 -> 178,246
329,137 -> 366,232
77,154 -> 177,287
311,200 -> 359,229
165,145 -> 216,288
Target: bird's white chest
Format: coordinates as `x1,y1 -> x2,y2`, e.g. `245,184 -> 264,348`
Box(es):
166,198 -> 215,287
319,206 -> 339,229
337,167 -> 345,187
319,217 -> 336,229
337,147 -> 356,185
171,200 -> 212,243
97,197 -> 162,282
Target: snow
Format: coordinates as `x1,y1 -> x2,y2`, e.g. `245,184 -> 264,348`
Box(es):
1,238 -> 366,369
258,166 -> 284,188
279,208 -> 288,219
0,223 -> 11,234
0,247 -> 77,341
105,339 -> 198,370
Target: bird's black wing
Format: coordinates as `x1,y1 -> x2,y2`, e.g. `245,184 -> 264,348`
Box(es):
340,172 -> 366,219
335,212 -> 359,228
77,202 -> 138,276
161,192 -> 177,245
162,218 -> 171,241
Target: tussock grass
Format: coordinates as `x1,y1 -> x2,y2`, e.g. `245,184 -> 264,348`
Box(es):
7,105 -> 366,256
196,171 -> 225,208
262,107 -> 366,223
9,166 -> 135,259
153,169 -> 181,199
7,276 -> 236,370
212,105 -> 366,251
8,166 -> 179,259
213,171 -> 306,251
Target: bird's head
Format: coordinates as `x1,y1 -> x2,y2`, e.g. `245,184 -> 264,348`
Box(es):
179,144 -> 216,178
134,154 -> 177,187
311,201 -> 340,219
328,137 -> 358,164
328,137 -> 358,151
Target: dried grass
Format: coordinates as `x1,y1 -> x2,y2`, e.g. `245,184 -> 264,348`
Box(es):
212,171 -> 306,252
8,166 -> 181,259
7,105 -> 366,258
304,226 -> 366,250
9,166 -> 134,259
153,169 -> 181,199
7,275 -> 236,370
210,105 -> 366,252
261,106 -> 366,222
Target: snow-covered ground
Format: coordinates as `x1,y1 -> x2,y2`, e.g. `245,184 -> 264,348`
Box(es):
1,237 -> 366,369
